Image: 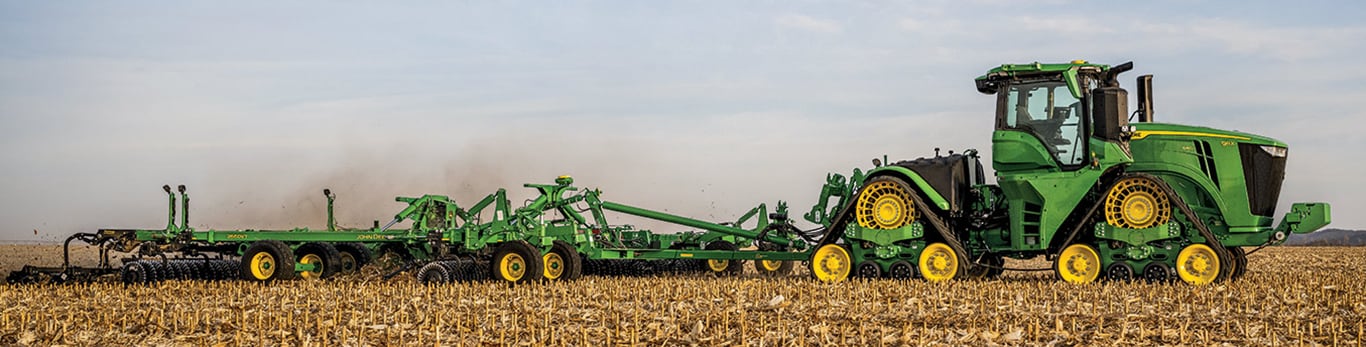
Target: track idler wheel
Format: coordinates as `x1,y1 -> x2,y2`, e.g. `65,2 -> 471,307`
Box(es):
296,242 -> 342,280
1175,243 -> 1221,285
918,242 -> 961,283
491,241 -> 543,284
1105,262 -> 1135,282
1055,243 -> 1102,284
241,240 -> 297,282
809,244 -> 852,283
703,241 -> 743,275
1104,177 -> 1172,229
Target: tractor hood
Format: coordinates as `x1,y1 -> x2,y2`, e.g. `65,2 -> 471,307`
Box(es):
1131,123 -> 1287,148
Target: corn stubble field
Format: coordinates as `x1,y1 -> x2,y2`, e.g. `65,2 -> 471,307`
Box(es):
1,246 -> 1362,346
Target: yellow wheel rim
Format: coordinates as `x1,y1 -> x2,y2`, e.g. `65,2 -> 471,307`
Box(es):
499,253 -> 526,281
543,252 -> 564,280
298,254 -> 322,280
811,244 -> 851,282
1177,244 -> 1220,285
1105,177 -> 1171,229
249,252 -> 275,280
1056,244 -> 1101,284
759,260 -> 783,272
918,243 -> 958,282
707,259 -> 730,272
856,180 -> 917,229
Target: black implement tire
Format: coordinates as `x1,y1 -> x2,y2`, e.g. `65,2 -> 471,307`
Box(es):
417,262 -> 452,284
296,242 -> 342,280
490,241 -> 543,284
754,258 -> 795,277
703,241 -> 743,275
241,240 -> 297,282
546,241 -> 582,281
335,243 -> 373,274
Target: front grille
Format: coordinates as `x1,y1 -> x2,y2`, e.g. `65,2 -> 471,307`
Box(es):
1238,143 -> 1287,217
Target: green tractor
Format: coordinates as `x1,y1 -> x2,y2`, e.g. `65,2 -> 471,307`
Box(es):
808,60 -> 1331,285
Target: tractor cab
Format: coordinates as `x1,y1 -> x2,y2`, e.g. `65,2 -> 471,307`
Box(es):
976,60 -> 1140,174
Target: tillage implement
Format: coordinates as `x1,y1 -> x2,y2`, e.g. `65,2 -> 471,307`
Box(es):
6,61 -> 1329,286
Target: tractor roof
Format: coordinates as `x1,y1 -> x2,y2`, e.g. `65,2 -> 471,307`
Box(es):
975,60 -> 1110,81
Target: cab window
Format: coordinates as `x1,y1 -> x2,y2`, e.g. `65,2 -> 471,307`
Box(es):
1000,80 -> 1086,166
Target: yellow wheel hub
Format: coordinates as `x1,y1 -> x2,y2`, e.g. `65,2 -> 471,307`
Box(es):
543,252 -> 564,280
298,254 -> 323,280
1056,244 -> 1101,284
707,259 -> 730,272
811,244 -> 851,282
499,253 -> 526,281
856,180 -> 917,229
249,252 -> 276,280
1177,244 -> 1220,285
1105,177 -> 1171,229
759,259 -> 783,272
918,243 -> 958,282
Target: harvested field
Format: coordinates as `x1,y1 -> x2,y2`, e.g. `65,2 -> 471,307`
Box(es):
1,246 -> 1362,346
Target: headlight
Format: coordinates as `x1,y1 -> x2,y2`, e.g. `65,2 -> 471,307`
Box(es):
1261,145 -> 1288,158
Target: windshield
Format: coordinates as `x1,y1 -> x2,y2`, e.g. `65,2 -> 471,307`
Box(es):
1002,80 -> 1086,166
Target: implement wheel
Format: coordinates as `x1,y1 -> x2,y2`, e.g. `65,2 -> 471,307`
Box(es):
491,241 -> 543,284
241,240 -> 296,282
1055,243 -> 1102,284
810,244 -> 852,283
334,243 -> 373,274
1176,243 -> 1221,285
296,242 -> 342,280
1104,177 -> 1172,229
918,242 -> 960,282
704,241 -> 743,275
544,241 -> 581,281
755,259 -> 794,277
855,177 -> 918,229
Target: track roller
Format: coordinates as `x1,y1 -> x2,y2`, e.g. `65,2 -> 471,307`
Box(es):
1142,262 -> 1176,283
855,260 -> 881,279
888,260 -> 915,280
1105,262 -> 1134,282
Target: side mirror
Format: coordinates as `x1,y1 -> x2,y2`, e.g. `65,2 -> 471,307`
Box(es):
1135,75 -> 1153,122
1091,85 -> 1129,142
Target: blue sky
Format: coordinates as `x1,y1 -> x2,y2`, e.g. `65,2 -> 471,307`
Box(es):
1,1 -> 1362,240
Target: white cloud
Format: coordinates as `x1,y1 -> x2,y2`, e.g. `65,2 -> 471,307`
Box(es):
775,14 -> 842,33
